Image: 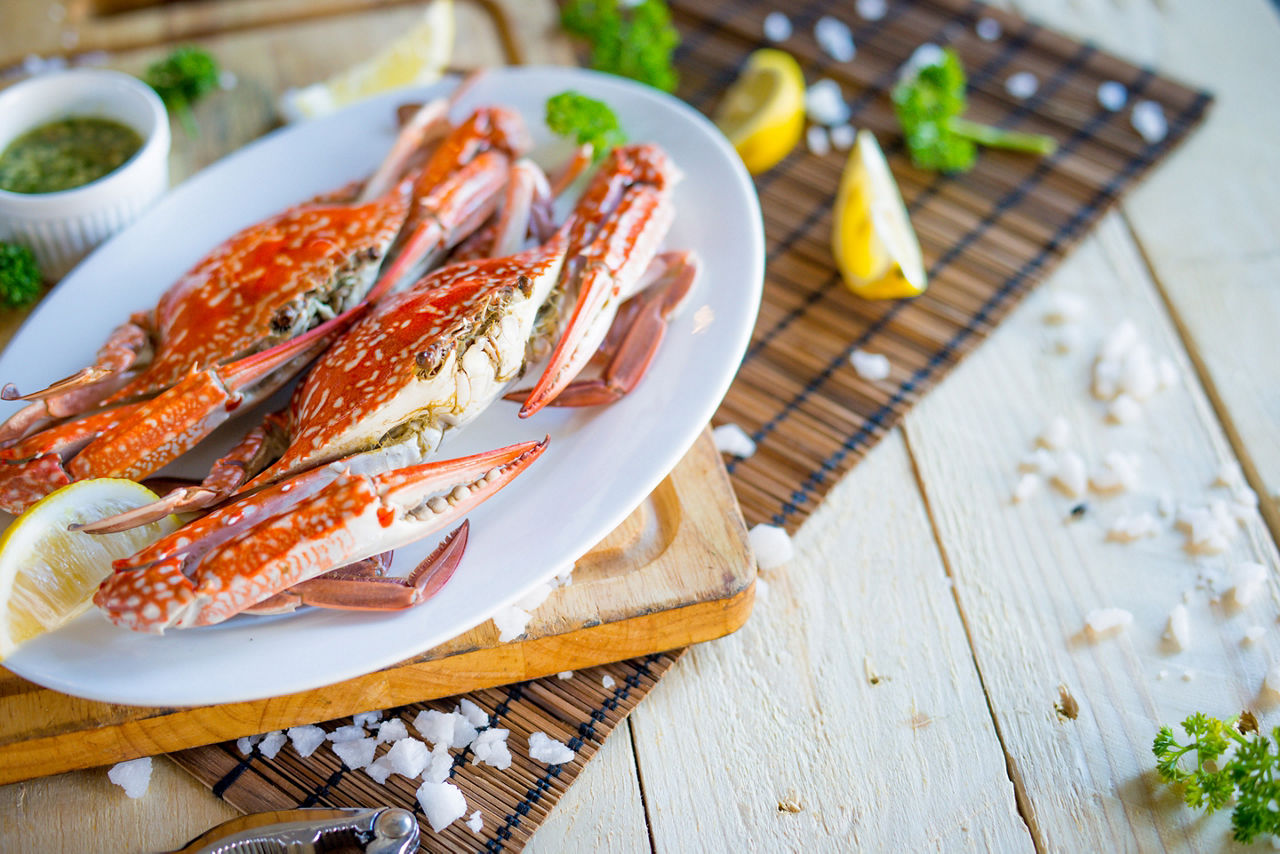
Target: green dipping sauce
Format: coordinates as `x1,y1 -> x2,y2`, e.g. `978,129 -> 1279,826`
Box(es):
0,116 -> 144,195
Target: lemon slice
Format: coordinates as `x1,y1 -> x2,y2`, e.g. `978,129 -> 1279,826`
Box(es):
279,0 -> 454,122
0,479 -> 180,658
833,130 -> 928,299
714,48 -> 806,175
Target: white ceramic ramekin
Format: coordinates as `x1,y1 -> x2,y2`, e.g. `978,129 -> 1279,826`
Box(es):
0,69 -> 170,280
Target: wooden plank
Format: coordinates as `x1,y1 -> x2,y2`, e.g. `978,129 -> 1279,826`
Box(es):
903,213 -> 1280,851
630,432 -> 1034,851
1008,0 -> 1280,578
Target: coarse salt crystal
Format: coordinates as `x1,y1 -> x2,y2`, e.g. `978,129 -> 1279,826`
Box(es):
557,671 -> 574,680
1043,291 -> 1087,324
1051,451 -> 1087,499
366,757 -> 394,785
806,125 -> 831,156
1097,80 -> 1127,111
602,674 -> 617,689
333,737 -> 377,771
492,604 -> 533,642
1121,347 -> 1158,401
1265,665 -> 1280,698
413,710 -> 456,748
1107,394 -> 1142,425
762,11 -> 792,42
1164,604 -> 1191,651
385,737 -> 432,779
1012,472 -> 1040,504
353,711 -> 383,729
236,734 -> 261,756
416,781 -> 468,833
856,0 -> 887,21
1230,562 -> 1269,608
850,349 -> 891,380
423,743 -> 453,784
1131,100 -> 1168,143
377,718 -> 408,744
814,16 -> 856,62
805,79 -> 851,126
1214,461 -> 1245,490
457,698 -> 489,730
1157,357 -> 1179,390
1181,670 -> 1196,682
467,810 -> 484,834
328,724 -> 366,743
287,725 -> 327,758
1036,416 -> 1071,450
1243,626 -> 1267,646
1084,607 -> 1133,638
1156,669 -> 1169,680
829,123 -> 856,150
1091,451 -> 1141,494
1107,512 -> 1160,543
713,423 -> 757,458
1019,448 -> 1058,476
108,757 -> 152,799
1005,71 -> 1038,99
471,728 -> 513,770
975,17 -> 1001,41
258,730 -> 287,760
528,731 -> 575,765
1099,320 -> 1139,363
749,523 -> 794,570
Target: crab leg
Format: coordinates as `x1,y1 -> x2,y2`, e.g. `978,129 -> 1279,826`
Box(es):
94,439 -> 547,632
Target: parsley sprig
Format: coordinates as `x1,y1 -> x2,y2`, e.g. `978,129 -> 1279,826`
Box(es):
545,91 -> 626,161
1154,711 -> 1280,843
561,0 -> 680,93
144,46 -> 221,136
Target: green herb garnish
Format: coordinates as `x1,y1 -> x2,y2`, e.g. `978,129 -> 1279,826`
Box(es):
891,47 -> 1057,173
144,46 -> 221,136
546,91 -> 626,160
0,244 -> 43,309
561,0 -> 680,93
1154,711 -> 1280,843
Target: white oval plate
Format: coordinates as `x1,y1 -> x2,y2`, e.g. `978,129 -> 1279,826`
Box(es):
0,67 -> 763,706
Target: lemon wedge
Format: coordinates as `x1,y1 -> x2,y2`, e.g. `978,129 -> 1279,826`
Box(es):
714,48 -> 806,175
0,479 -> 180,658
832,130 -> 928,299
279,0 -> 454,122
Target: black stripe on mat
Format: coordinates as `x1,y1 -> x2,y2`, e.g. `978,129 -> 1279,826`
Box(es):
768,87 -> 1210,525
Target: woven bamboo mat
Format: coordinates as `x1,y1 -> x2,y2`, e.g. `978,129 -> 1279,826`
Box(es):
674,0 -> 1210,532
173,0 -> 1209,849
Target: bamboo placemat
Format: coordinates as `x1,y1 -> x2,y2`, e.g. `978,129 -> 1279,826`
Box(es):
173,0 -> 1209,849
674,0 -> 1210,532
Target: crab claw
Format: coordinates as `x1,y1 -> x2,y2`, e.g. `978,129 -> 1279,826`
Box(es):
95,438 -> 547,632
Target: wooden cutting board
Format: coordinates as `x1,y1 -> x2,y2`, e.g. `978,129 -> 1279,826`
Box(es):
0,0 -> 756,786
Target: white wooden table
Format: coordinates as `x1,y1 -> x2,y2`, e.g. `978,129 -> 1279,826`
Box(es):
6,0 -> 1280,850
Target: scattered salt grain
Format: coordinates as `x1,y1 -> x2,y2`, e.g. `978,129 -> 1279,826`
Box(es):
899,43 -> 944,81
236,734 -> 262,756
850,349 -> 891,381
1177,504 -> 1237,555
557,671 -> 574,680
975,17 -> 1002,41
1099,320 -> 1139,364
467,810 -> 484,834
749,523 -> 794,570
384,737 -> 432,779
1036,416 -> 1071,450
1106,512 -> 1160,543
1181,670 -> 1196,683
1229,562 -> 1269,608
353,711 -> 383,729
806,125 -> 831,156
1157,357 -> 1179,390
1051,451 -> 1087,499
1131,100 -> 1168,143
1019,448 -> 1058,476
1091,451 -> 1141,495
328,724 -> 366,743
829,123 -> 856,150
805,79 -> 850,126
1156,669 -> 1169,681
856,0 -> 887,20
218,70 -> 238,91
471,728 -> 513,770
1084,607 -> 1133,638
1106,394 -> 1142,425
366,757 -> 394,785
1049,327 -> 1080,355
1012,472 -> 1041,504
602,674 -> 617,690
422,744 -> 454,784
377,718 -> 408,744
1243,626 -> 1267,646
414,710 -> 457,748
763,11 -> 792,42
713,423 -> 757,458
1265,665 -> 1280,698
333,737 -> 377,771
457,698 -> 489,730
1214,461 -> 1245,490
492,604 -> 533,642
1097,80 -> 1127,111
108,757 -> 152,799
814,16 -> 856,62
1043,291 -> 1087,325
1157,493 -> 1175,518
528,731 -> 575,765
416,781 -> 468,833
1164,604 -> 1191,651
287,726 -> 327,758
258,730 -> 287,760
1005,71 -> 1038,100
